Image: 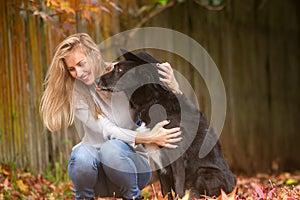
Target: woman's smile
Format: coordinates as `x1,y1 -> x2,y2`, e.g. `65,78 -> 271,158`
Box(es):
80,73 -> 90,81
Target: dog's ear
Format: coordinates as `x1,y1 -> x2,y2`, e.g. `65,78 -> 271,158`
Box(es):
120,49 -> 160,66
120,49 -> 146,65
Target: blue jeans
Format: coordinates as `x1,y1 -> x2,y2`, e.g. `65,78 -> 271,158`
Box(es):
68,140 -> 152,200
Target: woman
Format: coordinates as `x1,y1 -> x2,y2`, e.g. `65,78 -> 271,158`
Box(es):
40,33 -> 182,200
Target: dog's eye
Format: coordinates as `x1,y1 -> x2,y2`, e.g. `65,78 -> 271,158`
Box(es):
116,67 -> 123,73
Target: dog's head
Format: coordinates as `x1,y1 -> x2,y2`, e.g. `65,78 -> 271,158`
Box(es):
97,49 -> 163,92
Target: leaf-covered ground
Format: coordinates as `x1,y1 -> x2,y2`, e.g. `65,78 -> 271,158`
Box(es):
0,163 -> 299,199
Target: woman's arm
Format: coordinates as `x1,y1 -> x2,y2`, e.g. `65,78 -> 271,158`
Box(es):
135,120 -> 182,148
100,115 -> 182,148
75,100 -> 182,148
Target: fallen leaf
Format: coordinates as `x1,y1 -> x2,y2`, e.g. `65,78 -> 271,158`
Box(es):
3,178 -> 11,191
16,179 -> 29,194
285,179 -> 298,185
180,191 -> 190,200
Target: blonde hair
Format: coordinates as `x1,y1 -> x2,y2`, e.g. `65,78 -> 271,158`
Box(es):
40,33 -> 105,132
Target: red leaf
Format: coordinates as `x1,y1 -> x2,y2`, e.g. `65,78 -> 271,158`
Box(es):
253,183 -> 264,198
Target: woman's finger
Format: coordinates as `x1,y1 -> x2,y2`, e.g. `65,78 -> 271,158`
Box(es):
159,77 -> 171,84
164,143 -> 178,149
157,68 -> 170,79
166,130 -> 182,138
165,127 -> 181,134
157,120 -> 170,127
157,69 -> 168,77
160,62 -> 171,68
157,62 -> 172,73
168,137 -> 183,143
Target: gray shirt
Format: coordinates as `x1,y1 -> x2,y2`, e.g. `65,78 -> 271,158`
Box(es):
73,84 -> 147,156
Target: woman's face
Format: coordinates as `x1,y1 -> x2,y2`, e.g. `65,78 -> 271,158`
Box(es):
64,49 -> 95,85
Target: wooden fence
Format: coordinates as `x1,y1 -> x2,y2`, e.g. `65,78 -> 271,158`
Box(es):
0,0 -> 299,174
150,0 -> 300,173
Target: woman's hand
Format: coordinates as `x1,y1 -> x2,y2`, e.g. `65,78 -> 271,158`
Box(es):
157,62 -> 182,94
135,120 -> 182,148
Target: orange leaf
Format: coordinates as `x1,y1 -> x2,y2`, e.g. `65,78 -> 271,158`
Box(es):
81,10 -> 92,23
216,186 -> 237,200
16,179 -> 29,194
227,186 -> 237,199
50,0 -> 60,7
2,169 -> 11,176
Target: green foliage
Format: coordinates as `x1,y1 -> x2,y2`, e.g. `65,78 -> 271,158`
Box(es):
61,139 -> 72,146
156,0 -> 186,5
156,0 -> 168,5
43,162 -> 69,183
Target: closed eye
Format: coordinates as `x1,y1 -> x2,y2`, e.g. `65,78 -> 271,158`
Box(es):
68,67 -> 76,72
79,60 -> 87,66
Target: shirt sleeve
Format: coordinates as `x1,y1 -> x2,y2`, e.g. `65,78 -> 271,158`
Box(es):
74,99 -> 137,147
98,114 -> 137,147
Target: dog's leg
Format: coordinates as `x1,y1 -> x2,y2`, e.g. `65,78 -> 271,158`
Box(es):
170,157 -> 186,198
157,165 -> 174,200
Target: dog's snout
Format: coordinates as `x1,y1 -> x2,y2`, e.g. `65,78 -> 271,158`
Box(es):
95,76 -> 108,89
95,77 -> 101,86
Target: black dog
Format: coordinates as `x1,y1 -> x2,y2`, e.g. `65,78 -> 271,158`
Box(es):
97,49 -> 236,198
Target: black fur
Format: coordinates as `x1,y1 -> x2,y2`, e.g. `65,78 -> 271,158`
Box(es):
97,50 -> 236,198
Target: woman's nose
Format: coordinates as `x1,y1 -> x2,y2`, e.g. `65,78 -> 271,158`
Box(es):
75,67 -> 83,77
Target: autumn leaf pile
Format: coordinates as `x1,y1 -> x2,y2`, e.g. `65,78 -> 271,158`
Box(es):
0,163 -> 74,199
0,163 -> 299,200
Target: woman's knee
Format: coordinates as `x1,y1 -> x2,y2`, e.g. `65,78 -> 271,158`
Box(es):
100,140 -> 137,172
68,144 -> 100,181
100,140 -> 132,160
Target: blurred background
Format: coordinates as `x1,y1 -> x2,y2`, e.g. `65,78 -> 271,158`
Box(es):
0,0 -> 299,175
